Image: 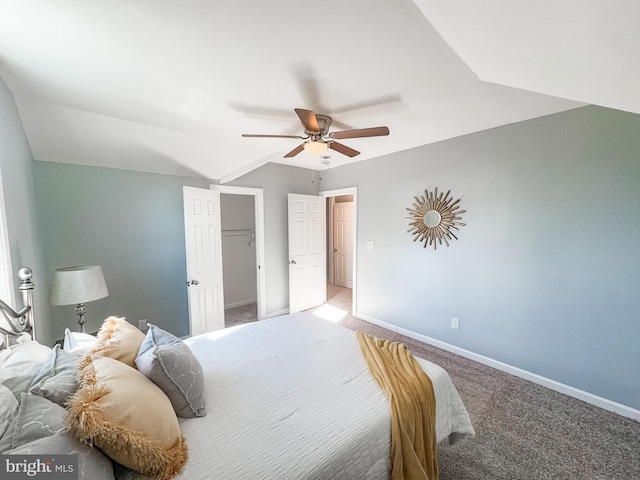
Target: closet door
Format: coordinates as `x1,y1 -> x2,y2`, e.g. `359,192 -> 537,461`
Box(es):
183,186 -> 224,335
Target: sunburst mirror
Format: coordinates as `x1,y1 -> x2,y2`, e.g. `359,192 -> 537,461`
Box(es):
406,188 -> 466,249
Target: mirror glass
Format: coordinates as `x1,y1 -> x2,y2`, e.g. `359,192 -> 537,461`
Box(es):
423,210 -> 441,228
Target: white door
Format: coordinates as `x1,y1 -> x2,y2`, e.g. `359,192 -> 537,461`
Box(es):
183,186 -> 224,335
333,201 -> 354,288
288,193 -> 326,313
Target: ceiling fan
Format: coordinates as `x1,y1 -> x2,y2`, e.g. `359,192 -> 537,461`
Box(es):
242,108 -> 389,158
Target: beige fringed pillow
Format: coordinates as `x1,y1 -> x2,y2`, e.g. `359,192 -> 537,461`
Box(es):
90,316 -> 145,367
66,354 -> 188,480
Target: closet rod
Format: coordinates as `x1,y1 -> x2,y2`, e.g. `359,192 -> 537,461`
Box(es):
221,229 -> 256,246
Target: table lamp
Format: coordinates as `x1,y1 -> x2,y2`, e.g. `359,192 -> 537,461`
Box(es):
49,265 -> 109,332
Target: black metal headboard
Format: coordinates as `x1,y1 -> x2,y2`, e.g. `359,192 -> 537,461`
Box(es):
0,267 -> 35,348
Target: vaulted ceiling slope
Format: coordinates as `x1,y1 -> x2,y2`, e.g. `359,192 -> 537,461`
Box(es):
413,1 -> 640,115
0,1 -> 635,181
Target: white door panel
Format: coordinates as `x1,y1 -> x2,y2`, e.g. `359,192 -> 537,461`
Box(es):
183,186 -> 224,335
333,201 -> 354,288
288,193 -> 326,313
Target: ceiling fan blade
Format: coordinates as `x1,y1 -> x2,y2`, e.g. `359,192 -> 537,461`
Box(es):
331,126 -> 390,140
294,108 -> 320,133
284,144 -> 305,158
242,134 -> 306,139
329,142 -> 360,157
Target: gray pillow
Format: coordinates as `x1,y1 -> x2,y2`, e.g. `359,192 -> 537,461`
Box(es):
0,392 -> 65,453
135,324 -> 206,418
5,432 -> 114,480
29,345 -> 78,406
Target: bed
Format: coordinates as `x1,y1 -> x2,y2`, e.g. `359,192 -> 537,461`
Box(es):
0,268 -> 474,480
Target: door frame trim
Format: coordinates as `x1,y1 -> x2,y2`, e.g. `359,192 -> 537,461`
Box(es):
320,187 -> 357,316
210,185 -> 266,321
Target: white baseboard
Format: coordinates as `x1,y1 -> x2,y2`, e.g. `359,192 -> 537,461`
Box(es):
266,308 -> 289,318
356,312 -> 640,422
224,299 -> 257,310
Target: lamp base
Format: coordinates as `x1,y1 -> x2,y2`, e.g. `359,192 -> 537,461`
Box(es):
75,303 -> 87,333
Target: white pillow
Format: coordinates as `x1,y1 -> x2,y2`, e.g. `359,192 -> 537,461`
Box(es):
63,329 -> 98,354
0,334 -> 29,365
0,339 -> 51,368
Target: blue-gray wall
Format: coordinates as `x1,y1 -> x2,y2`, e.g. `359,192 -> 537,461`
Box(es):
33,163 -> 213,338
0,77 -> 52,345
33,161 -> 317,338
320,105 -> 640,410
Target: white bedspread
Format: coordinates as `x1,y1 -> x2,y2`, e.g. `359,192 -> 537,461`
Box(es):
122,313 -> 474,480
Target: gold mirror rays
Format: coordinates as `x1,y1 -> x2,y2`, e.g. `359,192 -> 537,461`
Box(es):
406,188 -> 466,249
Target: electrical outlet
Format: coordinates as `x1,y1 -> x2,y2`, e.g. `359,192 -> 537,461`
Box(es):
138,319 -> 148,331
451,317 -> 460,330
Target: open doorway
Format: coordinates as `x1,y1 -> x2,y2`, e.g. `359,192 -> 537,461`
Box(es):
220,193 -> 257,327
322,187 -> 357,316
211,185 -> 266,327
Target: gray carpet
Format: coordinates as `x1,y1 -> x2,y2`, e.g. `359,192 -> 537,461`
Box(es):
225,302 -> 258,328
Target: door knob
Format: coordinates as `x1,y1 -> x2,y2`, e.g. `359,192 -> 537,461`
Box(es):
186,279 -> 200,286
289,260 -> 297,264
333,248 -> 337,252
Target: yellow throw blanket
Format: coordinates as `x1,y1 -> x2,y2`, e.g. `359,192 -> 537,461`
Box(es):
356,331 -> 438,480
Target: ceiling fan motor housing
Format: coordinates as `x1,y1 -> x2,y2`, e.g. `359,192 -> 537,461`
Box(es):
311,114 -> 332,136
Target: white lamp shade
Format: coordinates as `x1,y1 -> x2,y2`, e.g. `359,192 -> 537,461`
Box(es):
49,266 -> 109,305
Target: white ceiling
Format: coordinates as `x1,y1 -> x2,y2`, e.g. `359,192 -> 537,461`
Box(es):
0,1 -> 637,181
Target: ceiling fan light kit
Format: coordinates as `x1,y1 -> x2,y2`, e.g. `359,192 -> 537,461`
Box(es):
242,108 -> 389,158
303,140 -> 328,155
